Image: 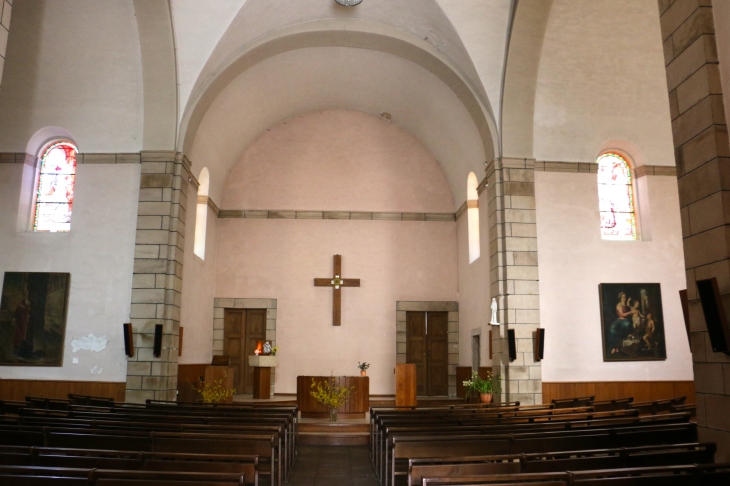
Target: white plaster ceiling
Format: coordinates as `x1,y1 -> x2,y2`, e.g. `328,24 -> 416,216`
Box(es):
188,46 -> 486,208
188,0 -> 489,108
533,0 -> 675,165
436,0 -> 512,125
170,0 -> 247,124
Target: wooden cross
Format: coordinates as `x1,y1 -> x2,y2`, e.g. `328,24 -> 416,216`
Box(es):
314,255 -> 361,326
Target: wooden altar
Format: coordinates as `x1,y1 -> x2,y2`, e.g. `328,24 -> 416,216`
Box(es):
297,376 -> 369,419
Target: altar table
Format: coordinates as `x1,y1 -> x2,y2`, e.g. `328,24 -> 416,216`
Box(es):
297,375 -> 369,419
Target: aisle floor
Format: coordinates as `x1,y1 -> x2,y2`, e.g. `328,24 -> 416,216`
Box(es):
288,445 -> 379,486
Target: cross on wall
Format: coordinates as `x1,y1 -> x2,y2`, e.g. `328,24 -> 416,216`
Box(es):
314,255 -> 361,326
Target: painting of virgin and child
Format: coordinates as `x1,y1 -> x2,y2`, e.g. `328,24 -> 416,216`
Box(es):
599,283 -> 667,361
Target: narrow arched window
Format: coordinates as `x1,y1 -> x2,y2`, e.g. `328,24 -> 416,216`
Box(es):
467,172 -> 480,263
33,141 -> 78,232
597,153 -> 637,240
193,168 -> 210,260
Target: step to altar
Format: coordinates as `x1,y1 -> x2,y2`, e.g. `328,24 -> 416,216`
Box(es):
298,420 -> 370,446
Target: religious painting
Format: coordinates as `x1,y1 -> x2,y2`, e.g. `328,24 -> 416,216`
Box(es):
599,283 -> 666,361
0,272 -> 71,366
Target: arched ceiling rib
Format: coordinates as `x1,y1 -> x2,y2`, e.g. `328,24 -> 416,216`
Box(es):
178,0 -> 504,209
501,0 -> 553,159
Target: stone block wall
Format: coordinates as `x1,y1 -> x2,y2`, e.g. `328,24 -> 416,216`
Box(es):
125,152 -> 190,403
658,0 -> 730,460
487,158 -> 542,405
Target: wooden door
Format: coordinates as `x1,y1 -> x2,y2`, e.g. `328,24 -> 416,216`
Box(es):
224,309 -> 267,395
406,312 -> 427,396
406,311 -> 449,396
426,312 -> 449,396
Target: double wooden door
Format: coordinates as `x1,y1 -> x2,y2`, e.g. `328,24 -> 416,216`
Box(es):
406,311 -> 449,396
224,309 -> 266,395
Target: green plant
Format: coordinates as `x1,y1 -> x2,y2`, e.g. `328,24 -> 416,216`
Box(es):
190,376 -> 236,404
358,362 -> 370,371
310,376 -> 354,409
462,370 -> 501,398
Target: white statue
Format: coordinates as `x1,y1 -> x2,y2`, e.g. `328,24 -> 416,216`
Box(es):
489,298 -> 499,325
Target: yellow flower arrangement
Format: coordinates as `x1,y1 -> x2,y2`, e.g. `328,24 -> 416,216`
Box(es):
191,377 -> 236,403
310,376 -> 354,409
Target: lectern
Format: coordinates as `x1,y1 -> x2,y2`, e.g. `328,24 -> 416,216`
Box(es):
248,355 -> 277,399
395,363 -> 417,407
204,356 -> 235,404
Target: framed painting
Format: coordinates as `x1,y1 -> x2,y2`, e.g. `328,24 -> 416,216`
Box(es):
599,283 -> 667,361
0,272 -> 71,366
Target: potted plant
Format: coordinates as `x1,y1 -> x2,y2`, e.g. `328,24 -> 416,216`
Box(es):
462,370 -> 501,404
310,376 -> 354,421
358,362 -> 370,376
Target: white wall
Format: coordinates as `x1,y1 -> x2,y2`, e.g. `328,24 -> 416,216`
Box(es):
0,163 -> 140,382
535,171 -> 693,382
0,0 -> 143,153
456,187 -> 492,369
179,197 -> 218,365
210,109 -> 459,394
533,0 -> 675,166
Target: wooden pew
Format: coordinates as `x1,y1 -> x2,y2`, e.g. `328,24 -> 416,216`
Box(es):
13,408 -> 293,481
420,464 -> 730,485
377,411 -> 689,483
551,396 -> 594,409
593,397 -> 633,412
0,446 -> 260,485
630,396 -> 686,415
388,422 -> 697,486
0,466 -> 249,485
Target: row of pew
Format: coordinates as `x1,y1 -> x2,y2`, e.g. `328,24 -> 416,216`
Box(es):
368,395 -> 721,486
0,394 -> 299,485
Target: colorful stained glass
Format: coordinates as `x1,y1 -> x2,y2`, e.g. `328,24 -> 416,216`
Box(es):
597,153 -> 637,240
33,142 -> 77,232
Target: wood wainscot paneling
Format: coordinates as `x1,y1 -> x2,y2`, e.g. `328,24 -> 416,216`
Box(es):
542,381 -> 695,405
297,376 -> 369,418
0,380 -> 125,402
177,364 -> 208,403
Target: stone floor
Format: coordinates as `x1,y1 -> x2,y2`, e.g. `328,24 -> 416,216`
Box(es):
287,445 -> 379,485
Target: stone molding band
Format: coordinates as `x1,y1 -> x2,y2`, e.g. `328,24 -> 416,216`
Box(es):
535,160 -> 677,177
218,210 -> 456,222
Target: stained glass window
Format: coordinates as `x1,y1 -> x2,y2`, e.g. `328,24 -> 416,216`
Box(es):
597,152 -> 637,240
33,142 -> 78,232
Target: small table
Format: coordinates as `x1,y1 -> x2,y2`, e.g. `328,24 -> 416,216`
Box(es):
297,375 -> 369,418
248,355 -> 278,399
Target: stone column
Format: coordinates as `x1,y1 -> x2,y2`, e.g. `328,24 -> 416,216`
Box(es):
125,151 -> 190,403
487,158 -> 542,405
658,0 -> 730,459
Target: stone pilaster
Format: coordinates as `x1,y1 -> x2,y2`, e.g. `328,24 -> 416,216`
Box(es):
487,158 -> 541,405
125,152 -> 190,403
659,0 -> 730,460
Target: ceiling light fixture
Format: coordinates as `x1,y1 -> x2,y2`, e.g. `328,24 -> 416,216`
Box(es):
335,0 -> 363,6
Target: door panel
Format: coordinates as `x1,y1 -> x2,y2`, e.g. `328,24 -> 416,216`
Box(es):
406,311 -> 450,396
426,312 -> 449,396
224,308 -> 267,395
406,312 -> 427,396
224,309 -> 244,392
243,309 -> 266,395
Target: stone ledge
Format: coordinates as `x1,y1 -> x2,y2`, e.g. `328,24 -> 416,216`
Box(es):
217,209 -> 456,222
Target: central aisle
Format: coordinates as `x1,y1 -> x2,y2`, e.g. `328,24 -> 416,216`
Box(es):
288,445 -> 378,485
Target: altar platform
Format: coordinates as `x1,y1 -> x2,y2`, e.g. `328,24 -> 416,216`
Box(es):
232,393 -> 465,408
